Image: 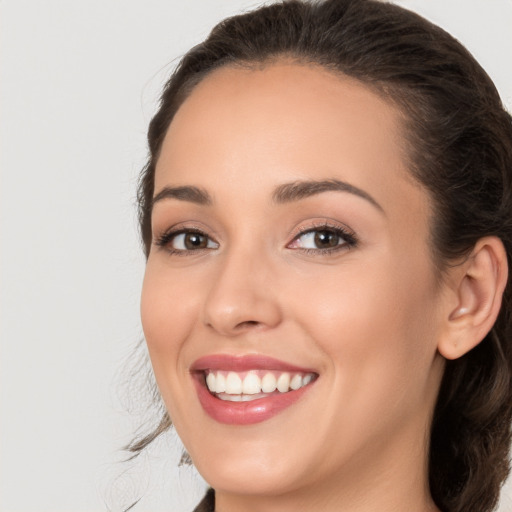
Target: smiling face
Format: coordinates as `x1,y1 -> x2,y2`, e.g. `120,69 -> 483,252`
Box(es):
141,63 -> 447,510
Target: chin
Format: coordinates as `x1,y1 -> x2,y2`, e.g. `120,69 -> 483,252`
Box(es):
195,456 -> 308,497
184,429 -> 314,496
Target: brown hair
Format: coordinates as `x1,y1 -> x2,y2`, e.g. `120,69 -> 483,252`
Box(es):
132,1 -> 512,510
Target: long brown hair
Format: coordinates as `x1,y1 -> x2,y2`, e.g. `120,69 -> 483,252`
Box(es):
133,1 -> 512,510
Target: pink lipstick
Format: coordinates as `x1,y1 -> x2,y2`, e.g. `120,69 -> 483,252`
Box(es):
191,354 -> 318,425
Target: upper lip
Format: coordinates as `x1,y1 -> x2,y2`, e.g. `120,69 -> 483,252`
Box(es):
190,354 -> 317,374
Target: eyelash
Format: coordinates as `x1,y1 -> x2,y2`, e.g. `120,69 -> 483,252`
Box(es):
154,223 -> 358,256
155,227 -> 218,256
289,222 -> 358,255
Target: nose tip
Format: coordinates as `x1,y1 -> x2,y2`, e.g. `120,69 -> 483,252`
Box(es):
202,266 -> 282,337
204,297 -> 282,336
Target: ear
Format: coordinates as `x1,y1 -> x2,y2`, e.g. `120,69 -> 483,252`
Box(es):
438,236 -> 508,360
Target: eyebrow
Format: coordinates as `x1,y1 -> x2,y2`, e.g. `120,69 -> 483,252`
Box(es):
272,179 -> 384,213
152,179 -> 383,213
152,185 -> 212,206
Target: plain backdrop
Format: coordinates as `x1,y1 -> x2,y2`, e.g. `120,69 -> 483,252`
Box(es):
1,1 -> 511,511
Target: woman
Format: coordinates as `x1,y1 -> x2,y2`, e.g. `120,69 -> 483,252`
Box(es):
132,0 -> 512,510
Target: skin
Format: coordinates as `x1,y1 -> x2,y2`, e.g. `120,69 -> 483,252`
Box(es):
141,63 -> 448,512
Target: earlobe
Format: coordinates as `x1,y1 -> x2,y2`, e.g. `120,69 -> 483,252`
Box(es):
438,237 -> 508,360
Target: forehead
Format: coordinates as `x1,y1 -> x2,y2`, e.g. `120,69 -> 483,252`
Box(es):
157,62 -> 409,182
155,62 -> 427,222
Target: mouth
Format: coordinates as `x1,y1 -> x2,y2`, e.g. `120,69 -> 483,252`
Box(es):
191,354 -> 318,425
205,369 -> 315,401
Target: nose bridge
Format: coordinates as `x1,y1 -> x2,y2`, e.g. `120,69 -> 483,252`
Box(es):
202,239 -> 281,336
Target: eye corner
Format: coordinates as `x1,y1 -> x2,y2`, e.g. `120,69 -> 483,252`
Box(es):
153,226 -> 219,255
287,221 -> 358,255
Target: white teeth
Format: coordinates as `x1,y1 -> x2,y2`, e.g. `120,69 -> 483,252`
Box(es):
261,372 -> 277,393
204,370 -> 316,396
206,372 -> 216,392
277,372 -> 290,393
242,372 -> 261,395
215,372 -> 226,393
290,374 -> 303,390
225,372 -> 243,394
216,392 -> 268,402
225,394 -> 242,402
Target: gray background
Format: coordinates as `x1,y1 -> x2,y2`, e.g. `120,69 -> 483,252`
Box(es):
1,1 -> 511,511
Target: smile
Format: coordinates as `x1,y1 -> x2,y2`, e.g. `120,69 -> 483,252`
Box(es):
191,355 -> 318,425
205,370 -> 315,401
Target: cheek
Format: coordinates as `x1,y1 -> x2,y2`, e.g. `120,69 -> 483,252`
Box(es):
140,262 -> 199,383
286,253 -> 441,402
140,260 -> 212,433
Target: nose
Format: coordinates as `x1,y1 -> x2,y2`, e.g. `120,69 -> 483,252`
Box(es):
202,248 -> 282,337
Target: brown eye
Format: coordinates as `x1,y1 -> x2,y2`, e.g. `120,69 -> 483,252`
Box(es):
183,232 -> 209,250
313,230 -> 341,248
287,225 -> 356,253
160,230 -> 219,252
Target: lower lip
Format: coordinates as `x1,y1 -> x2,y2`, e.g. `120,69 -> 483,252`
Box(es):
193,375 -> 314,425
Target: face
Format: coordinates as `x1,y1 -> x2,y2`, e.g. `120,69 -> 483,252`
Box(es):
141,63 -> 447,500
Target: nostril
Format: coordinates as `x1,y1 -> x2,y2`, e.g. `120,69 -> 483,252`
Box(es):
202,291 -> 282,335
236,320 -> 260,329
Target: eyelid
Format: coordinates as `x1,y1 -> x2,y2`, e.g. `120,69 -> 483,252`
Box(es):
287,220 -> 358,253
152,220 -> 357,256
152,220 -> 219,243
153,224 -> 219,254
288,219 -> 356,240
